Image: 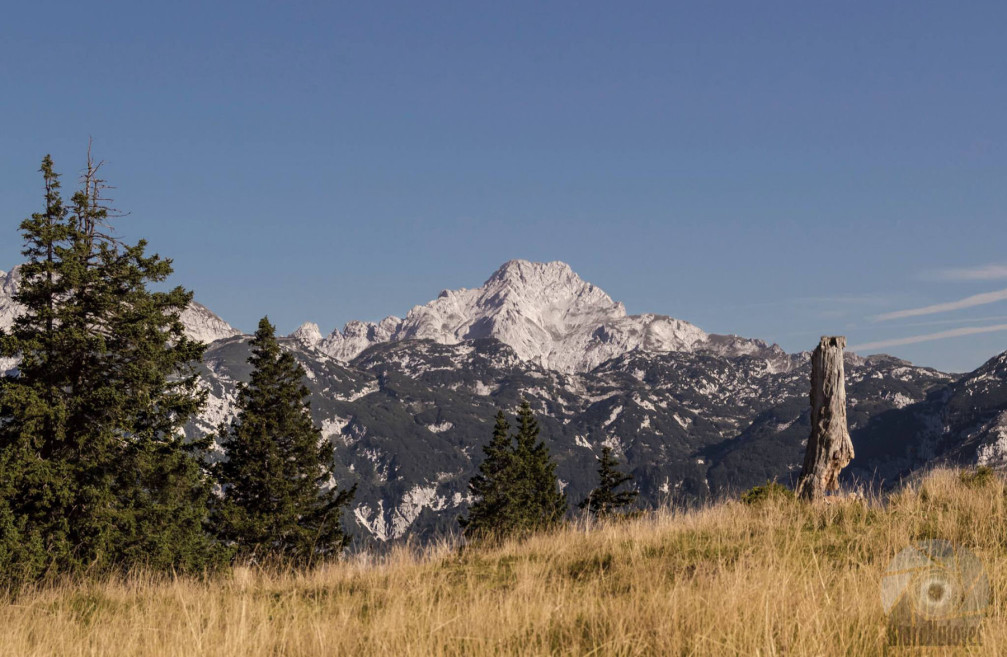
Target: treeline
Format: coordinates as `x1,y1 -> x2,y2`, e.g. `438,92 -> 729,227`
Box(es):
0,155 -> 637,587
459,405 -> 638,540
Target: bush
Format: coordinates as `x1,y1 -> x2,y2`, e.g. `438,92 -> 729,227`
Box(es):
741,481 -> 795,505
959,466 -> 996,489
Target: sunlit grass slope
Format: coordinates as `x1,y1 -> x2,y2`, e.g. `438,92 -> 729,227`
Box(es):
2,468 -> 1006,656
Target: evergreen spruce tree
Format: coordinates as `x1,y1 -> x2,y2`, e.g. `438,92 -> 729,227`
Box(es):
511,400 -> 567,529
98,240 -> 221,571
458,411 -> 518,537
0,154 -> 220,583
460,401 -> 567,540
214,317 -> 355,564
578,446 -> 638,517
0,156 -> 76,580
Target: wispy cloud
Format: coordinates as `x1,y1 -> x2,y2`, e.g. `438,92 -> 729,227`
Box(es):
894,314 -> 1007,329
709,294 -> 888,312
931,264 -> 1007,281
849,323 -> 1007,351
874,288 -> 1007,321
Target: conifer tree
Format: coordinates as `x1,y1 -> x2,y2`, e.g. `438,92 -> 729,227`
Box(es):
460,401 -> 567,539
511,400 -> 567,529
99,241 -> 220,571
579,446 -> 638,517
0,156 -> 76,579
459,411 -> 518,537
0,154 -> 220,582
214,317 -> 355,564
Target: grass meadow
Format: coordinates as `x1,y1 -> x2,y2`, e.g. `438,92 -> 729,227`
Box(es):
1,468 -> 1005,656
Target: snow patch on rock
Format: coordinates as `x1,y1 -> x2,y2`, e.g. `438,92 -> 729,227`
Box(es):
321,416 -> 351,441
335,381 -> 379,402
603,405 -> 624,428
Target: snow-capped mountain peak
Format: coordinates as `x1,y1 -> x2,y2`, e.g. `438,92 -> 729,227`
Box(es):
304,259 -> 777,372
479,259 -> 625,319
392,260 -> 632,369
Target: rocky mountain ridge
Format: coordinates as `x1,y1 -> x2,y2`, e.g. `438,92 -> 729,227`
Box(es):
292,260 -> 794,373
5,260 -> 1007,544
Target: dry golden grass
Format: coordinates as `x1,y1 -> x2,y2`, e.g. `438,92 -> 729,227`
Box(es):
2,468 -> 1006,656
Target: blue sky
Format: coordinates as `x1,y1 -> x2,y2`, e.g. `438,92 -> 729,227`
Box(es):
1,1 -> 1006,373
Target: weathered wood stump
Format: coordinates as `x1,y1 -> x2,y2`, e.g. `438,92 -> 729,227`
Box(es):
795,336 -> 854,501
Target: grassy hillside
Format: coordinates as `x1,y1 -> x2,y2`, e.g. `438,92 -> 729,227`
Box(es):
2,468 -> 1005,656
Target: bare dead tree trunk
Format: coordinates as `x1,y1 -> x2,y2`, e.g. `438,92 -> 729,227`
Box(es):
796,336 -> 854,501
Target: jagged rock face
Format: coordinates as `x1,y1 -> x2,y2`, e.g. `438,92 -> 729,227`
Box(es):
319,317 -> 402,362
299,260 -> 787,373
290,321 -> 323,349
0,265 -> 239,345
179,301 -> 242,344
